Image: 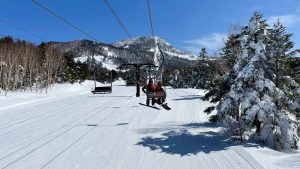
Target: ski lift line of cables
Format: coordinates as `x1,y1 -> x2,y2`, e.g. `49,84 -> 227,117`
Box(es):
0,19 -> 46,41
146,0 -> 155,39
32,0 -> 100,43
103,0 -> 140,63
103,0 -> 132,39
146,0 -> 165,73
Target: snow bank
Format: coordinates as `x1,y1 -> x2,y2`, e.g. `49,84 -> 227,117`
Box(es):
0,80 -> 120,110
0,83 -> 299,168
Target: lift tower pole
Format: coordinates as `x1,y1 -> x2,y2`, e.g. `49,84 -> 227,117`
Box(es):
117,63 -> 155,97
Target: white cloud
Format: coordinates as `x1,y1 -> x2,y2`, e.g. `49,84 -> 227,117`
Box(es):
268,14 -> 300,27
184,33 -> 227,55
268,7 -> 300,27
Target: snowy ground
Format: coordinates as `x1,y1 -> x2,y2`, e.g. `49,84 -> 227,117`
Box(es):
0,81 -> 299,169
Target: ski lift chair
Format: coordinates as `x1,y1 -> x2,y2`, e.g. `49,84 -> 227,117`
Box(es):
92,86 -> 112,94
91,71 -> 113,94
144,66 -> 166,106
146,92 -> 166,106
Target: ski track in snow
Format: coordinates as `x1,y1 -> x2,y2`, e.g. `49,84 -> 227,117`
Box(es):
0,85 -> 296,169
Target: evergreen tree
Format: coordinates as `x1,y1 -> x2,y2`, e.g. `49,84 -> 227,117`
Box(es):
221,34 -> 241,69
172,69 -> 193,88
63,53 -> 78,83
191,47 -> 225,89
0,36 -> 13,43
192,60 -> 211,89
122,68 -> 136,85
267,19 -> 295,88
204,35 -> 241,102
199,48 -> 208,60
61,53 -> 91,84
295,63 -> 300,83
77,61 -> 91,83
267,19 -> 300,121
213,12 -> 299,151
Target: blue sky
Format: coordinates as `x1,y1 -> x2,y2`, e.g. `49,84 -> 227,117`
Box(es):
0,0 -> 300,55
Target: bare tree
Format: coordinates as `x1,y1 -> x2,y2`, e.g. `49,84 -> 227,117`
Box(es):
0,37 -> 66,95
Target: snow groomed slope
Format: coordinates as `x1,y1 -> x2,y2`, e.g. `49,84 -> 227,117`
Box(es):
0,82 -> 299,169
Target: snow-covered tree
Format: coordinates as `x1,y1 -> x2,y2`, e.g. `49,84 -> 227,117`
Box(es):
295,65 -> 300,83
221,34 -> 241,69
192,61 -> 213,89
204,35 -> 241,102
267,19 -> 300,122
172,69 -> 193,88
215,12 -> 299,151
295,64 -> 300,83
192,51 -> 211,89
191,47 -> 226,89
199,48 -> 208,60
267,19 -> 295,88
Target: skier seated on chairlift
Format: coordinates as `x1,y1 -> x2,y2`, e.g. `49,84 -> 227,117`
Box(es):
142,79 -> 156,106
142,78 -> 156,93
153,81 -> 166,105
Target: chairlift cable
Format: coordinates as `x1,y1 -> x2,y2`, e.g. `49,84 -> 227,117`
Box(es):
0,19 -> 46,41
146,0 -> 165,76
103,0 -> 132,39
146,0 -> 155,40
32,0 -> 99,42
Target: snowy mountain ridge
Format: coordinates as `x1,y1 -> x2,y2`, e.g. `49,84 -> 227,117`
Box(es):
48,36 -> 196,70
113,36 -> 196,60
113,36 -> 171,48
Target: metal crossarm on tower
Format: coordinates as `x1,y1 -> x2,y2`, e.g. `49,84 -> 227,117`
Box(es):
117,63 -> 156,97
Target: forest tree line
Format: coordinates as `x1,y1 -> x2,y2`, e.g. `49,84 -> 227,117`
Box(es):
0,36 -> 117,95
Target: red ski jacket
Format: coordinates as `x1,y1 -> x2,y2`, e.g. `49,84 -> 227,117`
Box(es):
142,83 -> 156,93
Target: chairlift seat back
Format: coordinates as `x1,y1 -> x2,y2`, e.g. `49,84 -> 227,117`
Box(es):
147,92 -> 166,98
91,86 -> 112,94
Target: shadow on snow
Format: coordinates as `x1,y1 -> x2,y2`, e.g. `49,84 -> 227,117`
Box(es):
172,95 -> 203,101
89,95 -> 133,98
63,123 -> 129,128
136,122 -> 258,156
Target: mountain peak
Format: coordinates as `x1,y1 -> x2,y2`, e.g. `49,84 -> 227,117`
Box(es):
112,36 -> 170,48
